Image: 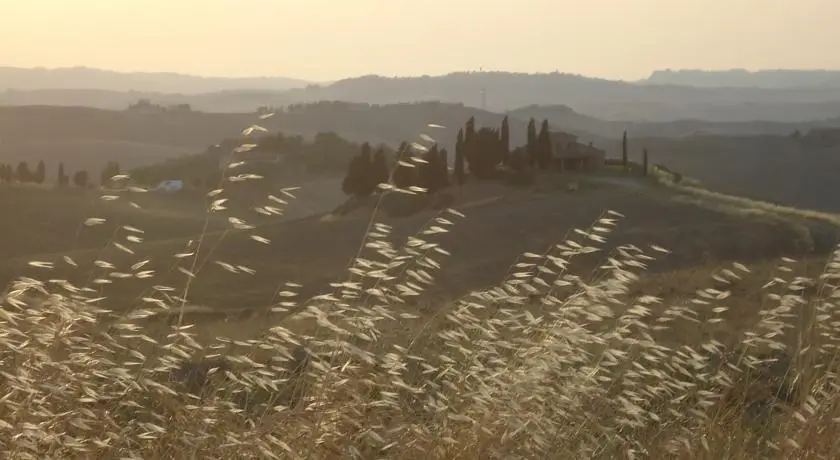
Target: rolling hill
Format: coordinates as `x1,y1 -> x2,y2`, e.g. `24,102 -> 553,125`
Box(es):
5,70 -> 840,122
0,66 -> 313,93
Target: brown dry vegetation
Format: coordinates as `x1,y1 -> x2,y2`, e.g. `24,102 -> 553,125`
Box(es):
2,131 -> 840,458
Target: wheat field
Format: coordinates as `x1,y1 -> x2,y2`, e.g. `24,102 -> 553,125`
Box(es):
2,120 -> 840,459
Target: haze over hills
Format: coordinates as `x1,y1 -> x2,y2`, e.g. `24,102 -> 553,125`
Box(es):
0,66 -> 314,94
5,68 -> 840,122
644,69 -> 840,88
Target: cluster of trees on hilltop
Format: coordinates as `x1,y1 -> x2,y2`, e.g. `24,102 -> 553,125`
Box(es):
339,114 -> 567,197
342,140 -> 451,198
454,115 -> 554,179
0,160 -> 121,189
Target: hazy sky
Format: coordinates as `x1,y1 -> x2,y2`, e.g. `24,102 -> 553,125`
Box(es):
2,0 -> 839,82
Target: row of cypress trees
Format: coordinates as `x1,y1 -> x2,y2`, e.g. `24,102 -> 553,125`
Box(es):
0,160 -> 120,188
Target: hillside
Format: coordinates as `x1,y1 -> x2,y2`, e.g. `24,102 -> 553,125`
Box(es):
0,103 -> 532,175
6,71 -> 840,122
0,66 -> 313,93
509,105 -> 838,139
0,173 -> 827,311
645,69 -> 840,88
600,132 -> 840,214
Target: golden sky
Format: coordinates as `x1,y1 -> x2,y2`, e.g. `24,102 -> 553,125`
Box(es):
1,0 -> 838,81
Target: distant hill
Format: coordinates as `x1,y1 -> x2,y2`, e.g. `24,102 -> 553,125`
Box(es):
509,105 -> 840,140
3,101 -> 839,177
645,69 -> 840,88
5,71 -> 840,123
0,102 -> 531,175
0,66 -> 313,93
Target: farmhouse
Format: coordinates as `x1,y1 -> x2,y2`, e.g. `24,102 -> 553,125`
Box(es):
549,131 -> 605,171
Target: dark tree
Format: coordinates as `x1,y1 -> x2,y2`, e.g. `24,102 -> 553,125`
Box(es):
34,160 -> 46,184
642,148 -> 649,176
16,161 -> 31,183
419,144 -> 442,194
392,141 -> 416,189
73,170 -> 89,188
464,117 -> 477,171
57,162 -> 68,187
526,118 -> 538,168
454,129 -> 466,188
437,148 -> 450,189
622,130 -> 628,171
508,147 -> 528,172
500,115 -> 510,164
341,142 -> 374,197
537,119 -> 552,170
371,146 -> 390,192
0,164 -> 9,183
468,127 -> 504,179
358,142 -> 376,195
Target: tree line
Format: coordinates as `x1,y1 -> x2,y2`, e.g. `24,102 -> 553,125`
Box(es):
0,160 -> 122,189
341,115 -> 559,198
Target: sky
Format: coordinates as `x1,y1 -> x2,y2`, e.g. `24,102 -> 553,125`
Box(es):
1,0 -> 839,82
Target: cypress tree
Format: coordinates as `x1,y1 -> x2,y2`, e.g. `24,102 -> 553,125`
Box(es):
464,117 -> 477,170
622,130 -> 628,171
57,162 -> 67,187
500,115 -> 510,164
526,118 -> 537,168
454,129 -> 466,188
643,148 -> 649,176
537,119 -> 552,170
34,160 -> 46,184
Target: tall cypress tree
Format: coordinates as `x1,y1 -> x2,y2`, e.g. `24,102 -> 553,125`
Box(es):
537,119 -> 552,170
464,117 -> 477,171
500,115 -> 510,164
454,129 -> 466,188
622,130 -> 628,171
57,162 -> 67,187
526,118 -> 537,168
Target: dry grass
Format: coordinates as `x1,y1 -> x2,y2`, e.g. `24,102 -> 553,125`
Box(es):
2,120 -> 840,459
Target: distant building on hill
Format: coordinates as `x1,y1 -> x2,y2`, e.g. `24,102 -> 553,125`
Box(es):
549,131 -> 605,171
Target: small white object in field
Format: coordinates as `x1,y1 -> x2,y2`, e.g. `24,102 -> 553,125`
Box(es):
567,181 -> 579,192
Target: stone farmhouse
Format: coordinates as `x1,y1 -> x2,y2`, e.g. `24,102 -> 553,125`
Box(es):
549,131 -> 605,171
